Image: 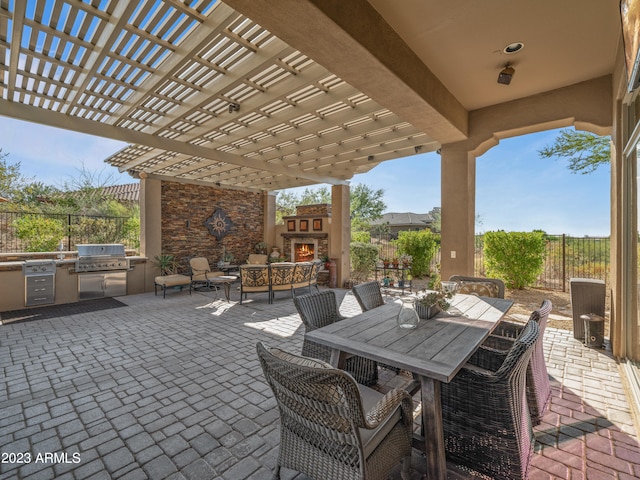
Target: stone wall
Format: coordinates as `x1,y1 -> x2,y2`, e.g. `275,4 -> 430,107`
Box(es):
161,182 -> 264,273
296,203 -> 331,216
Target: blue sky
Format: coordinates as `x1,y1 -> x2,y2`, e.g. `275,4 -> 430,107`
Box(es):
0,116 -> 611,236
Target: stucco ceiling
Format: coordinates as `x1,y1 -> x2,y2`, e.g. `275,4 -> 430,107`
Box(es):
0,0 -> 621,191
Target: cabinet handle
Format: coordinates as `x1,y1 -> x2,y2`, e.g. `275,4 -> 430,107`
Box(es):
34,278 -> 47,282
34,297 -> 48,301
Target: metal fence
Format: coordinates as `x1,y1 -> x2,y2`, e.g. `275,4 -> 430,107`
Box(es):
0,210 -> 139,253
369,232 -> 610,291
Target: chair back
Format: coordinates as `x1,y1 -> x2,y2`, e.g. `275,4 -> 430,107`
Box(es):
494,318 -> 539,379
270,262 -> 295,288
247,254 -> 268,265
256,342 -> 367,462
239,264 -> 270,287
450,275 -> 505,298
352,281 -> 384,311
189,257 -> 211,275
294,290 -> 343,361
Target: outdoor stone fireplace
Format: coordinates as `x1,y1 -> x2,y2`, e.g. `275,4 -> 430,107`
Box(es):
282,204 -> 330,262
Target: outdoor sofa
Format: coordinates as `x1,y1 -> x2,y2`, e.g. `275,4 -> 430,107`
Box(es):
239,260 -> 321,304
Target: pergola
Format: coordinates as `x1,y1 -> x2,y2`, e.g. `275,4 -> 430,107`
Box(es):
1,1 -> 635,362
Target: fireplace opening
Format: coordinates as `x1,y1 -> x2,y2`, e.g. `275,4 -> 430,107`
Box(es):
294,243 -> 315,262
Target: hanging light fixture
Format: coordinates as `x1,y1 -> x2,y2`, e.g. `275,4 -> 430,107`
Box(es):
497,63 -> 515,85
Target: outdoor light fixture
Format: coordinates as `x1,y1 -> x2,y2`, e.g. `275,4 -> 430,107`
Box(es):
497,63 -> 515,85
228,103 -> 240,113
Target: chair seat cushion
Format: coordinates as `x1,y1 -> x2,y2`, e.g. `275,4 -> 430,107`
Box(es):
358,385 -> 403,458
155,275 -> 191,287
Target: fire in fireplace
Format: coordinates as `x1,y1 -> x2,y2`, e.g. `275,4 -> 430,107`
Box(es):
295,243 -> 315,262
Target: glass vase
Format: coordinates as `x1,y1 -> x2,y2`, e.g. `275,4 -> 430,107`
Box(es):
396,297 -> 420,329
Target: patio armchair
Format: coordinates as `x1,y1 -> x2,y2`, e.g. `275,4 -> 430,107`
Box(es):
308,259 -> 322,293
449,275 -> 505,298
440,318 -> 539,480
246,254 -> 268,265
294,290 -> 379,386
483,300 -> 553,425
256,342 -> 413,480
352,281 -> 385,311
291,261 -> 314,295
189,257 -> 223,291
270,262 -> 295,300
239,264 -> 271,304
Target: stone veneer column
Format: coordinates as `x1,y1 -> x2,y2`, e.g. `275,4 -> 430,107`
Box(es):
440,145 -> 475,281
331,184 -> 350,287
140,178 -> 162,292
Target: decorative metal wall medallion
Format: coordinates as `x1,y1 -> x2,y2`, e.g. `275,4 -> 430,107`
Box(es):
204,207 -> 235,240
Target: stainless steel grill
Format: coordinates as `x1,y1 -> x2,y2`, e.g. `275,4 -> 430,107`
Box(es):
76,244 -> 129,272
75,244 -> 128,301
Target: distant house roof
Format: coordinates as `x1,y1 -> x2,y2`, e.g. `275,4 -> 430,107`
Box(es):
370,210 -> 437,228
103,183 -> 139,203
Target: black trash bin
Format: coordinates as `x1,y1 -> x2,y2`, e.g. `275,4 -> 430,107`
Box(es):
570,278 -> 605,343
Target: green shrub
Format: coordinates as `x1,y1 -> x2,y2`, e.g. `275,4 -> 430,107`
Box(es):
395,230 -> 438,277
13,215 -> 66,252
484,230 -> 546,289
351,231 -> 371,243
350,242 -> 379,282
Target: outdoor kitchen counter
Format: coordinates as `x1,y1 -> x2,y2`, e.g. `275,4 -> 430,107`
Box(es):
0,257 -> 148,313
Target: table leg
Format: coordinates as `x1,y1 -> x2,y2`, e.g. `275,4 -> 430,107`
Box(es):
419,375 -> 446,480
329,348 -> 347,369
223,282 -> 231,302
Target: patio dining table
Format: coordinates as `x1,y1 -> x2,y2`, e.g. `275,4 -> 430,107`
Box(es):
304,293 -> 513,480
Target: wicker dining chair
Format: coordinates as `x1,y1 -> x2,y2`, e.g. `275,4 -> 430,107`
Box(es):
440,318 -> 539,480
449,275 -> 505,298
352,281 -> 385,311
256,342 -> 413,480
485,300 -> 553,425
294,290 -> 379,386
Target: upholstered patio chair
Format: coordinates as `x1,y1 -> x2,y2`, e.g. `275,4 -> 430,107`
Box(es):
294,290 -> 379,386
352,281 -> 385,311
291,261 -> 314,295
449,274 -> 505,298
239,264 -> 270,304
483,300 -> 553,425
189,257 -> 223,292
270,262 -> 295,300
308,259 -> 322,293
257,342 -> 413,480
440,319 -> 539,480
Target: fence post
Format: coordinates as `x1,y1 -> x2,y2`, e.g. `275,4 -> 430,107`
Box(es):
562,233 -> 566,292
67,214 -> 72,251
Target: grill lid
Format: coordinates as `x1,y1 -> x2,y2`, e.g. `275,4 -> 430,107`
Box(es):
76,244 -> 126,257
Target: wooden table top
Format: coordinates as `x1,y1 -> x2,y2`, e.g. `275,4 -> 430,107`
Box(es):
305,294 -> 513,382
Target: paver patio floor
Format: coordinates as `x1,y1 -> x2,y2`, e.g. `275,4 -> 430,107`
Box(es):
0,288 -> 638,479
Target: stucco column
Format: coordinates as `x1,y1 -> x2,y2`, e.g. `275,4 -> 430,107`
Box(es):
440,145 -> 476,281
331,184 -> 351,288
140,178 -> 162,292
264,191 -> 277,248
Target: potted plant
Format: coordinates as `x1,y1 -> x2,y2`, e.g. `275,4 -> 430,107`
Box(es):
255,241 -> 268,254
400,254 -> 412,268
382,257 -> 390,268
153,254 -> 178,276
415,285 -> 454,319
392,257 -> 399,268
221,246 -> 234,266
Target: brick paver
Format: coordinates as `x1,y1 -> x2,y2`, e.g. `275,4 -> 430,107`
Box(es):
0,288 -> 638,479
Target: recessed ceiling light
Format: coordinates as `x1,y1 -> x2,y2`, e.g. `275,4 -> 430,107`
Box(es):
503,42 -> 524,54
